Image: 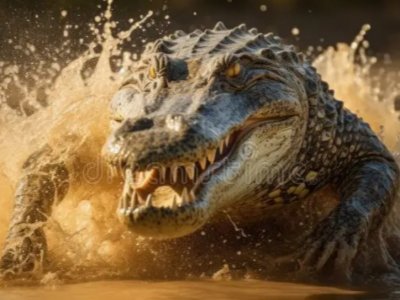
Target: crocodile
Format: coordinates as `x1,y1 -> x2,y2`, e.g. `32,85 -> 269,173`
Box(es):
1,22 -> 399,283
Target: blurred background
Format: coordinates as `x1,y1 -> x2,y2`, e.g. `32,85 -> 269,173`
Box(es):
0,0 -> 399,62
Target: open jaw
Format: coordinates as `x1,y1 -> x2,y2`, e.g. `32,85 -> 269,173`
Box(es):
114,129 -> 238,238
111,117 -> 294,239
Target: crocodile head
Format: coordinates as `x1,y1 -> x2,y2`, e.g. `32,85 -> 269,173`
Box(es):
102,23 -> 310,238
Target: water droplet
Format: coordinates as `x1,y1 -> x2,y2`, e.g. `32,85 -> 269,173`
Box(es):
362,24 -> 371,31
291,27 -> 300,36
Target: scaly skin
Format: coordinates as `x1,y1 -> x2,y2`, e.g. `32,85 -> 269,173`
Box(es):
1,23 -> 399,282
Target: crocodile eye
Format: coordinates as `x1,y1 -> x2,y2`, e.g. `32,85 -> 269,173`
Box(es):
149,67 -> 157,79
225,63 -> 241,78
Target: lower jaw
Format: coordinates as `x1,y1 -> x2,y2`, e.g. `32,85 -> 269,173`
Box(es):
118,200 -> 211,239
116,183 -> 214,238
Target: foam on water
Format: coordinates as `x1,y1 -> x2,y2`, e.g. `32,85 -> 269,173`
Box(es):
0,2 -> 399,284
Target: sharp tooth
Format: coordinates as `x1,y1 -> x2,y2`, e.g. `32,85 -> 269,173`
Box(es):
190,190 -> 196,202
181,188 -> 189,205
207,148 -> 217,164
199,157 -> 207,170
159,166 -> 166,184
122,177 -> 131,196
219,139 -> 224,154
126,169 -> 133,183
120,193 -> 128,211
118,159 -> 124,177
130,191 -> 139,212
225,134 -> 231,147
185,163 -> 195,180
171,166 -> 178,183
172,195 -> 178,209
145,194 -> 153,207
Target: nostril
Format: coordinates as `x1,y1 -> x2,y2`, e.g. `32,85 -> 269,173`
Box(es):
125,118 -> 154,132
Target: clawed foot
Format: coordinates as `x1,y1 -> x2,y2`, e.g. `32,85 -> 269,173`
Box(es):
0,225 -> 47,279
277,205 -> 369,284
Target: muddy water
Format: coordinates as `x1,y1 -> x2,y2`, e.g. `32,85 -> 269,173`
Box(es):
0,1 -> 400,299
0,280 -> 382,300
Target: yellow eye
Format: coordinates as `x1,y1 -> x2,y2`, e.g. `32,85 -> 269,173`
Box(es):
149,67 -> 157,79
226,63 -> 241,78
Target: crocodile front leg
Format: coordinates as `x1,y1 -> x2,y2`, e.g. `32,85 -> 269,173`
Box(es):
297,158 -> 399,282
0,146 -> 69,278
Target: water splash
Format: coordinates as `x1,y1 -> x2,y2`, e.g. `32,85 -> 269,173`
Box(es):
314,24 -> 400,150
0,4 -> 399,284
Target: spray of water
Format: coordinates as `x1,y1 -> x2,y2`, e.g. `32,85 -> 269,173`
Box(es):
0,2 -> 399,284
